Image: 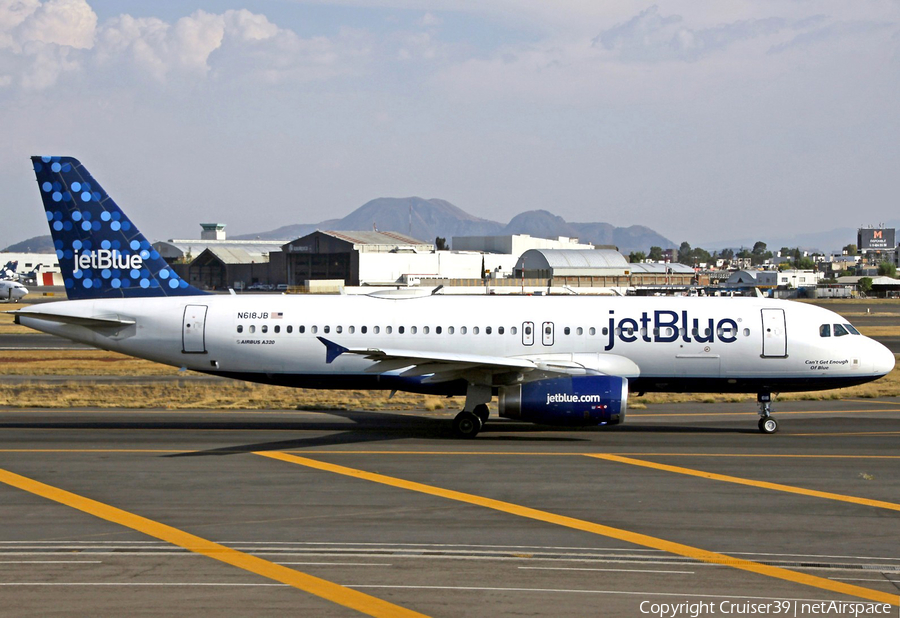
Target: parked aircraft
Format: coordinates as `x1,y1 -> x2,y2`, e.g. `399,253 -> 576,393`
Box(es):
0,279 -> 27,303
12,157 -> 895,436
0,261 -> 18,281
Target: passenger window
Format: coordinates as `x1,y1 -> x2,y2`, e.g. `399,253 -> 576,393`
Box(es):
398,326 -> 405,334
237,325 -> 243,333
374,326 -> 380,334
742,328 -> 749,337
311,326 -> 317,334
448,326 -> 454,334
424,326 -> 430,334
300,325 -> 306,334
845,324 -> 860,335
411,326 -> 417,334
385,326 -> 392,334
511,326 -> 517,335
525,326 -> 532,336
249,325 -> 256,334
589,327 -> 596,336
261,325 -> 268,334
602,327 -> 609,336
361,326 -> 367,334
336,326 -> 342,334
349,326 -> 355,334
461,326 -> 467,334
833,324 -> 848,337
274,325 -> 280,334
576,327 -> 583,335
436,326 -> 442,334
498,326 -> 504,335
485,326 -> 492,335
820,324 -> 831,337
323,326 -> 330,334
473,327 -> 480,335
287,325 -> 293,333
564,327 -> 570,335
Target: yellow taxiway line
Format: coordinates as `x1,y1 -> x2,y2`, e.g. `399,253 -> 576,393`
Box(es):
585,454 -> 900,512
257,451 -> 898,607
0,467 -> 426,618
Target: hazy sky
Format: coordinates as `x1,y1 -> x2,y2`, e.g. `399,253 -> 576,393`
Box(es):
2,0 -> 898,250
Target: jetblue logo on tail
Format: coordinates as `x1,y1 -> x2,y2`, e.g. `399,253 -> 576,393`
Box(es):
74,250 -> 143,274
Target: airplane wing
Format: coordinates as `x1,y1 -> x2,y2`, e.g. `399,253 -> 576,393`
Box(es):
317,337 -> 639,384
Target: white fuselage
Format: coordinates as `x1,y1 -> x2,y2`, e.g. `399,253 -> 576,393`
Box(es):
15,294 -> 895,395
0,280 -> 27,302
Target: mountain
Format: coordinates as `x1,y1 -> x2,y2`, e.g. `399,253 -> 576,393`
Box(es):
234,199 -> 675,254
234,197 -> 504,243
3,235 -> 55,253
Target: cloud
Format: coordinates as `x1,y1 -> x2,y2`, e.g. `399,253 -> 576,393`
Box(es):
0,1 -> 367,90
593,5 -> 791,62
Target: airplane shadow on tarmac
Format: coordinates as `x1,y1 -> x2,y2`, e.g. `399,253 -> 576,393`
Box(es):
0,408 -> 757,459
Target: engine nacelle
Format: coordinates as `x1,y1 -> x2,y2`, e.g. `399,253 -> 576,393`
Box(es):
498,375 -> 628,426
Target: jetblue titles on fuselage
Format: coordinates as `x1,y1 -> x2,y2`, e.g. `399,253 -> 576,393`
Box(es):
604,309 -> 738,351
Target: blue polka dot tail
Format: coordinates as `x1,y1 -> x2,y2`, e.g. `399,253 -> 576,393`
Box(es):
31,156 -> 208,300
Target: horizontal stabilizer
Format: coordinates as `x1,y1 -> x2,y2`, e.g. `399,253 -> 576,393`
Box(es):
11,309 -> 135,328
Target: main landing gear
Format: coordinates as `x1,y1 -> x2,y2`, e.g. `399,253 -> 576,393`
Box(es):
453,385 -> 491,438
757,393 -> 778,434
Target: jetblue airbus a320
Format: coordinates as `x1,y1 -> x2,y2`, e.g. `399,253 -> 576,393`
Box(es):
13,157 -> 895,436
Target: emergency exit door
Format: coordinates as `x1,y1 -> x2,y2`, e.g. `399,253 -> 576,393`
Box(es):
182,305 -> 208,354
761,308 -> 787,357
542,321 -> 555,346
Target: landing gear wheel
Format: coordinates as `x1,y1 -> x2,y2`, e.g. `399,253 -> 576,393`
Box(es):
473,403 -> 489,425
453,411 -> 483,439
758,417 -> 778,434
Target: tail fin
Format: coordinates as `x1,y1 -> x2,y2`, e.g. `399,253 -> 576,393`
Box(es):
31,156 -> 206,299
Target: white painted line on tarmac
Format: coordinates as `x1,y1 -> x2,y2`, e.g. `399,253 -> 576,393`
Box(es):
278,563 -> 393,567
0,560 -> 102,564
519,566 -> 694,574
829,577 -> 900,583
348,585 -> 849,604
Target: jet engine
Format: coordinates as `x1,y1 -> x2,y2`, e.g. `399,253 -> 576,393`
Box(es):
498,375 -> 628,426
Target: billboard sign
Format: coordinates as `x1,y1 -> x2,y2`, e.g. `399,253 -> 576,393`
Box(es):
858,228 -> 896,251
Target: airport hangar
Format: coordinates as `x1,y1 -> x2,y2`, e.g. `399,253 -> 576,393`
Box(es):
153,226 -> 698,293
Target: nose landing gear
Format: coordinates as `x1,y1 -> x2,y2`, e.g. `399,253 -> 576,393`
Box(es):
757,393 -> 778,434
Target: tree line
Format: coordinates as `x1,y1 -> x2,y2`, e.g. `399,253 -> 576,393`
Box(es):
627,241 -> 862,271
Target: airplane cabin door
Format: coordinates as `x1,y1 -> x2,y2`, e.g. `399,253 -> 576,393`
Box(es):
760,308 -> 787,357
542,321 -> 554,346
522,321 -> 534,346
182,305 -> 208,354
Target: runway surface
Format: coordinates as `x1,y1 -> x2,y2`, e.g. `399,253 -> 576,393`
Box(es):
1,400 -> 898,616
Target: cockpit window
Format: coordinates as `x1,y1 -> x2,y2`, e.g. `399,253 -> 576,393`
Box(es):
819,324 -> 830,337
833,324 -> 849,337
845,324 -> 860,335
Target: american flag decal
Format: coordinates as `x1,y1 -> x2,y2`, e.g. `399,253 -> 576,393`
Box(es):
272,312 -> 283,319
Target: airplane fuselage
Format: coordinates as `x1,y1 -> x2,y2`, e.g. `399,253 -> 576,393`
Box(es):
16,294 -> 894,396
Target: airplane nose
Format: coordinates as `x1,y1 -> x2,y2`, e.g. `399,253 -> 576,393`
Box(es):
871,340 -> 895,376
